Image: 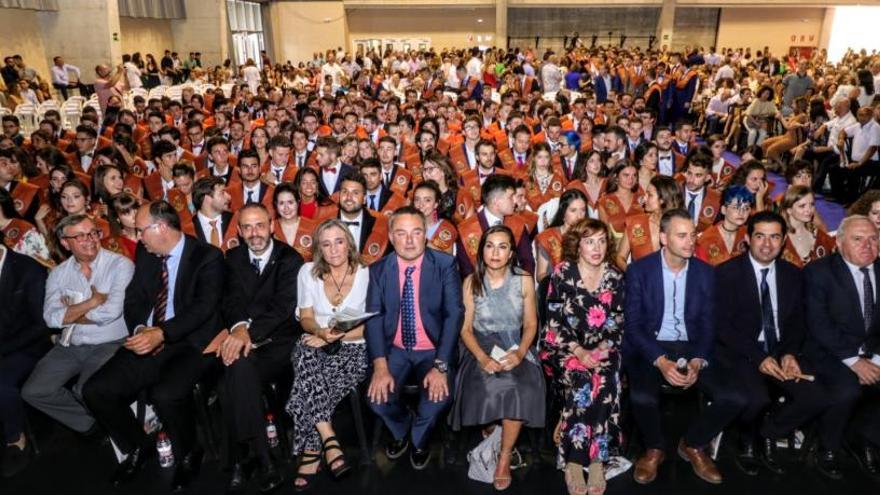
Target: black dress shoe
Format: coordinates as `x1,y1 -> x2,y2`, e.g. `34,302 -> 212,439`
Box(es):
110,446 -> 153,486
410,447 -> 431,470
171,448 -> 204,492
847,444 -> 880,477
257,461 -> 284,493
759,437 -> 785,475
0,444 -> 32,478
385,437 -> 409,460
815,449 -> 843,480
227,462 -> 246,494
734,441 -> 760,476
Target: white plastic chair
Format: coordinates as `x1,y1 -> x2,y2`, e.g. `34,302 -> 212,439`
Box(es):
13,102 -> 38,134
220,83 -> 234,98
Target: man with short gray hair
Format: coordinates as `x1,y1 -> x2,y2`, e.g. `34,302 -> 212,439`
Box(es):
22,214 -> 133,439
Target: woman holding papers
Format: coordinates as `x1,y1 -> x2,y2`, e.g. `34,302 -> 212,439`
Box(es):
285,219 -> 369,491
451,225 -> 545,491
540,218 -> 624,495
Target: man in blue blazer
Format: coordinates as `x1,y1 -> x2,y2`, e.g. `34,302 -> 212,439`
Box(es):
366,206 -> 464,470
624,209 -> 746,486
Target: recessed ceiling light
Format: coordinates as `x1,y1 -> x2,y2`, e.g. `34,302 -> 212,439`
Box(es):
477,18 -> 483,23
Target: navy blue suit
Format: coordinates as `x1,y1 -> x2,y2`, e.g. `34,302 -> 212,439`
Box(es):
623,251 -> 746,449
593,74 -> 622,104
365,249 -> 464,449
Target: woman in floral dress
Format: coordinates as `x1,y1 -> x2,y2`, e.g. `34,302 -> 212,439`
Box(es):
540,218 -> 624,495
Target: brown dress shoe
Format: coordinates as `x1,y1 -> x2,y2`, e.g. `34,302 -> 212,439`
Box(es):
633,449 -> 665,485
677,439 -> 723,484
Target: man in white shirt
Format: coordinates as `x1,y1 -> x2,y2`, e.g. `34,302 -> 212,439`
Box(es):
465,49 -> 483,79
705,88 -> 734,135
23,215 -> 133,439
122,54 -> 142,90
812,96 -> 858,197
321,52 -> 346,87
713,59 -> 735,85
832,107 -> 880,202
50,56 -> 90,99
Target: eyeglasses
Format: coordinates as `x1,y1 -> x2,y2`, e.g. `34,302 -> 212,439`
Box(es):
134,223 -> 161,236
63,230 -> 102,242
725,203 -> 752,213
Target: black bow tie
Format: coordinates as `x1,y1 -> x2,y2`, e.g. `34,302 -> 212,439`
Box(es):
343,221 -> 360,227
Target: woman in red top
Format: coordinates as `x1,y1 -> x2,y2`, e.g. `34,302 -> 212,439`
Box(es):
107,192 -> 140,260
294,167 -> 328,220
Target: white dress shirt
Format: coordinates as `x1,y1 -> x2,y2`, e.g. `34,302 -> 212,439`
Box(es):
658,150 -> 675,176
341,210 -> 364,248
483,207 -> 503,227
197,211 -> 224,243
322,162 -> 340,193
51,64 -> 81,86
684,187 -> 705,225
749,255 -> 779,343
842,259 -> 880,366
846,119 -> 880,162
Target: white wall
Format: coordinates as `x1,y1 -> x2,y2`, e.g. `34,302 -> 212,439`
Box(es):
269,1 -> 347,65
715,7 -> 826,57
120,17 -> 174,60
0,8 -> 50,85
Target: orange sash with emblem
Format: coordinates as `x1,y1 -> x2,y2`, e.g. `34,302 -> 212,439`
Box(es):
525,172 -> 565,211
11,182 -> 39,217
453,189 -> 476,224
428,219 -> 458,255
361,212 -> 389,265
535,227 -> 564,266
696,224 -> 748,267
458,214 -> 526,267
448,143 -> 472,175
624,213 -> 657,261
273,216 -> 318,261
2,218 -> 36,248
380,192 -> 408,217
600,192 -> 644,233
780,229 -> 835,268
387,167 -> 412,196
697,188 -> 722,232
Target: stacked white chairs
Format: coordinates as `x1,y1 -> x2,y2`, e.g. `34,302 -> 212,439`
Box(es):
13,102 -> 38,134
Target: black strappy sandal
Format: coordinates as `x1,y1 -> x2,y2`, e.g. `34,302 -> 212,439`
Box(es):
293,452 -> 322,492
322,436 -> 352,480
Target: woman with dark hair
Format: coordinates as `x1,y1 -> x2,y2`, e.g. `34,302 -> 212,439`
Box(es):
91,164 -> 125,216
420,151 -> 475,223
761,97 -> 808,163
524,143 -> 566,211
535,189 -> 588,281
248,126 -> 270,165
576,117 -> 594,153
614,175 -> 682,269
848,189 -> 880,231
855,69 -> 875,108
706,134 -> 736,186
272,181 -> 319,261
541,218 -> 624,495
412,181 -> 458,255
743,85 -> 778,146
729,160 -> 770,211
779,185 -> 835,268
566,149 -> 606,220
452,225 -> 544,491
294,167 -> 329,219
634,142 -> 658,191
598,161 -> 643,235
0,188 -> 51,265
106,192 -> 139,260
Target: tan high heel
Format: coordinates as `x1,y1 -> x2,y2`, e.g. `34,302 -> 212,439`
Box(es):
493,451 -> 513,491
564,462 -> 588,495
587,462 -> 606,495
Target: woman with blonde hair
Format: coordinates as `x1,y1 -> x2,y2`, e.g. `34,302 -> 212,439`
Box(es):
286,219 -> 370,491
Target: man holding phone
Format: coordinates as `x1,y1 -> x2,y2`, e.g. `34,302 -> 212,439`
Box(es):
624,209 -> 747,485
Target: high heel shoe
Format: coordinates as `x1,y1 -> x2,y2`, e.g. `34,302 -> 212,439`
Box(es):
293,452 -> 322,493
322,436 -> 352,480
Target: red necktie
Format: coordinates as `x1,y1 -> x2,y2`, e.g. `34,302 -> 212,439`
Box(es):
326,167 -> 337,174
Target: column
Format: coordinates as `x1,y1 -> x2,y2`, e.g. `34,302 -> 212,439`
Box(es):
656,0 -> 676,51
495,0 -> 508,49
171,0 -> 230,67
37,0 -> 122,84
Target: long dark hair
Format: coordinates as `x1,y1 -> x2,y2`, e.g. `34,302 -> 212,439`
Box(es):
549,189 -> 588,228
471,225 -> 523,299
293,167 -> 330,205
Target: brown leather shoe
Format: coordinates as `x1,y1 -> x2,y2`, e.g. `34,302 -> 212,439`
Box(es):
677,439 -> 723,484
633,449 -> 665,485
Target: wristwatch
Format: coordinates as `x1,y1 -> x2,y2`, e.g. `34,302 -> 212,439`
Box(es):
433,359 -> 448,374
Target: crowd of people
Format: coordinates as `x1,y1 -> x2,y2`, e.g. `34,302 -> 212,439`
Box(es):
1,40 -> 880,495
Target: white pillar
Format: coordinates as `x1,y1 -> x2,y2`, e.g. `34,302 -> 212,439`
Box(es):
38,0 -> 122,84
656,0 -> 676,51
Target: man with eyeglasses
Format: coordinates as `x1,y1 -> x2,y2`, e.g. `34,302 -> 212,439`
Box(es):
83,200 -> 224,491
73,125 -> 99,175
22,215 -> 133,455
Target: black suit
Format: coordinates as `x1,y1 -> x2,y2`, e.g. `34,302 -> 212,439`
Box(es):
219,242 -> 303,465
0,250 -> 50,443
84,236 -> 225,459
804,254 -> 880,450
715,254 -> 831,440
192,211 -> 235,246
365,186 -> 392,212
318,163 -> 355,198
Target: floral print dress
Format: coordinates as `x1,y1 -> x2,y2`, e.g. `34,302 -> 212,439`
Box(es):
539,260 -> 625,468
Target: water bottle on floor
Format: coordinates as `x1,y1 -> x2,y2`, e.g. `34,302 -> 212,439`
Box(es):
266,413 -> 279,449
157,431 -> 175,468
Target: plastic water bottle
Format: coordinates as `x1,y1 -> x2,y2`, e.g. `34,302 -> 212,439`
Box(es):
157,431 -> 175,468
265,414 -> 279,448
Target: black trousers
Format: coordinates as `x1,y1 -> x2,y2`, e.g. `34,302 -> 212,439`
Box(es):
829,160 -> 879,204
52,82 -> 92,100
83,343 -> 216,460
809,354 -> 880,451
218,336 -> 293,466
0,353 -> 41,444
804,149 -> 837,194
729,357 -> 833,442
625,342 -> 748,450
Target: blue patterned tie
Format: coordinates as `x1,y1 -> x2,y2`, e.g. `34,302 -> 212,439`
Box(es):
402,265 -> 417,350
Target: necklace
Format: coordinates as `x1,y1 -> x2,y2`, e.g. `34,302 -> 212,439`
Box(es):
327,266 -> 351,306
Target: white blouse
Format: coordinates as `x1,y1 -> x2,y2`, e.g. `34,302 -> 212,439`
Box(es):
296,262 -> 369,344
